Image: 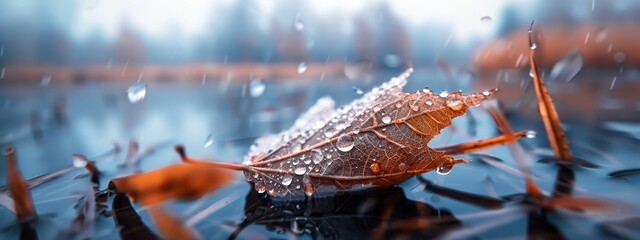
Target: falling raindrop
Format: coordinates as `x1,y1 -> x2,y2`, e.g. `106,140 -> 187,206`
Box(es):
525,131 -> 537,138
336,134 -> 355,152
249,78 -> 266,97
297,62 -> 307,74
282,174 -> 293,186
436,165 -> 452,175
614,52 -> 626,63
294,18 -> 304,31
344,59 -> 373,79
439,90 -> 449,98
480,16 -> 493,24
294,166 -> 306,175
40,75 -> 52,86
353,87 -> 364,95
204,134 -> 214,148
550,52 -> 584,82
127,82 -> 147,103
310,149 -> 323,164
381,114 -> 392,124
73,156 -> 87,167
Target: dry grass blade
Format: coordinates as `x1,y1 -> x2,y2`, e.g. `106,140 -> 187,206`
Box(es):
435,131 -> 528,155
527,22 -> 573,161
4,144 -> 37,222
149,206 -> 199,240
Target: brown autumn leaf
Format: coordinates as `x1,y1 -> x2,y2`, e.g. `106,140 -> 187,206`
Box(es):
4,144 -> 37,223
110,161 -> 233,205
240,68 -> 497,197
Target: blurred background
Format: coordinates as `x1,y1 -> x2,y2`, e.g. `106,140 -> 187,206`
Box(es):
1,1 -> 640,238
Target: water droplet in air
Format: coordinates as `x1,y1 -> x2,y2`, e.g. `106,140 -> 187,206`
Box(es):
550,52 -> 584,82
439,90 -> 449,98
249,78 -> 265,97
255,181 -> 266,193
614,52 -> 626,63
353,87 -> 364,95
204,134 -> 214,148
294,166 -> 306,175
370,162 -> 380,174
295,18 -> 304,31
480,16 -> 492,24
73,156 -> 87,167
40,75 -> 52,86
525,131 -> 537,138
384,54 -> 401,68
282,174 -> 293,186
310,149 -> 323,164
381,114 -> 392,124
127,82 -> 147,103
336,134 -> 355,152
436,165 -> 452,175
297,62 -> 307,74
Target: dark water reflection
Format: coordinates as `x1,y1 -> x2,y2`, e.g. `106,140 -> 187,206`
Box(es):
1,69 -> 640,239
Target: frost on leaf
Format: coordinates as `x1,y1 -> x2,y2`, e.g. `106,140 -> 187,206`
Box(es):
243,69 -> 495,197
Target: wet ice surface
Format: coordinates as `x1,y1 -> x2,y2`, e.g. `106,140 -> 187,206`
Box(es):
1,69 -> 640,239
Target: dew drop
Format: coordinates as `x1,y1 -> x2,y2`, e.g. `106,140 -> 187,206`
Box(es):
422,87 -> 431,94
480,16 -> 492,24
482,90 -> 491,96
204,134 -> 214,148
255,181 -> 266,193
425,100 -> 433,106
530,43 -> 537,50
525,131 -> 537,138
436,165 -> 452,175
336,134 -> 355,152
381,114 -> 392,124
294,166 -> 306,175
529,70 -> 535,78
324,127 -> 337,137
292,158 -> 300,165
310,149 -> 323,164
398,163 -> 407,172
446,98 -> 463,110
127,82 -> 147,103
282,174 -> 293,186
73,156 -> 87,167
439,90 -> 449,98
370,162 -> 380,174
297,62 -> 307,74
395,102 -> 403,108
249,78 -> 266,97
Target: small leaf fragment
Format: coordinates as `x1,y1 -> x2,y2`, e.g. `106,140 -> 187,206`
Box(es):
4,144 -> 37,222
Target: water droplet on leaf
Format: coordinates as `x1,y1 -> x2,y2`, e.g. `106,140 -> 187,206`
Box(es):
525,131 -> 537,138
436,165 -> 452,175
310,149 -> 323,164
381,114 -> 392,124
439,90 -> 449,98
255,181 -> 266,193
446,98 -> 463,110
294,166 -> 306,175
282,174 -> 293,186
336,134 -> 355,152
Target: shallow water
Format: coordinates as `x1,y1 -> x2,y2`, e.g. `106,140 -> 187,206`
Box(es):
1,69 -> 640,239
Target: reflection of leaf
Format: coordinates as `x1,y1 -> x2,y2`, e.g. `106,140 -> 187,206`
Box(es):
242,69 -> 496,197
149,207 -> 198,240
231,187 -> 460,239
112,193 -> 159,240
110,161 -> 233,205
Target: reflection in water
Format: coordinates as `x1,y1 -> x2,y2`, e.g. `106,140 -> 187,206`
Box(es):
231,187 -> 460,239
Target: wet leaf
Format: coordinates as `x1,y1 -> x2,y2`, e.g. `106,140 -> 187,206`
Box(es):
3,144 -> 37,222
110,159 -> 234,205
241,69 -> 496,197
527,22 -> 573,161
